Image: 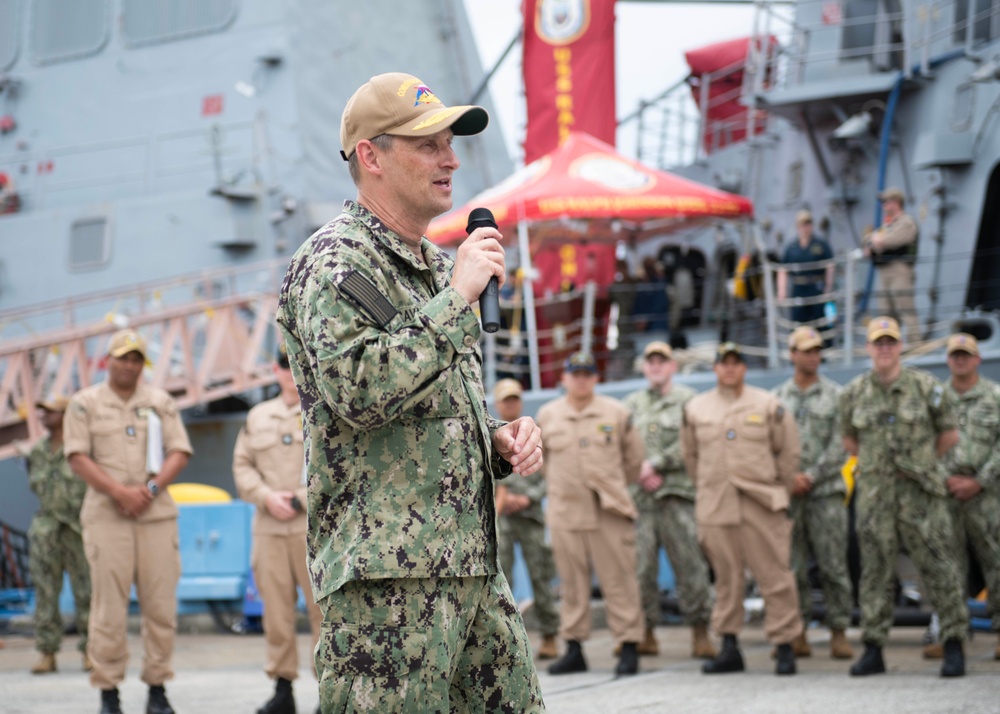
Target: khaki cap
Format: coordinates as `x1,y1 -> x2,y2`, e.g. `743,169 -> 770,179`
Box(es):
878,187 -> 906,205
795,210 -> 813,225
36,395 -> 70,412
866,316 -> 901,342
946,332 -> 979,356
715,341 -> 745,363
340,73 -> 489,160
789,326 -> 823,351
107,329 -> 148,359
643,341 -> 673,360
494,378 -> 523,402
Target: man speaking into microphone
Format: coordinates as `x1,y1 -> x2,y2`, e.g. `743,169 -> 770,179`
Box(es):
278,73 -> 545,713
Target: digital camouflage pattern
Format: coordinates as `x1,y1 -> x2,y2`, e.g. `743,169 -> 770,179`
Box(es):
773,376 -> 852,628
634,497 -> 713,629
277,200 -> 510,602
840,366 -> 968,645
25,436 -> 90,654
316,574 -> 542,712
623,384 -> 698,506
943,377 -> 1000,630
497,471 -> 559,637
624,384 -> 713,629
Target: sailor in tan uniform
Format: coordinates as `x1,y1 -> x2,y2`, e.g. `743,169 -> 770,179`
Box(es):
681,342 -> 803,676
537,352 -> 646,677
64,330 -> 192,714
233,346 -> 322,714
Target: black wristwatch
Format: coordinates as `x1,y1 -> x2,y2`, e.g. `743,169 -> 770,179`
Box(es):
147,481 -> 160,498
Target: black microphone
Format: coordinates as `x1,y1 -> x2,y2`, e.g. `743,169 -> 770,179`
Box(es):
466,207 -> 501,334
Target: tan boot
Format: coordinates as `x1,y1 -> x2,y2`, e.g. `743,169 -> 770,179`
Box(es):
774,631 -> 811,659
922,642 -> 944,659
691,622 -> 717,659
637,629 -> 659,656
31,653 -> 57,674
829,628 -> 853,659
537,635 -> 558,660
82,652 -> 93,671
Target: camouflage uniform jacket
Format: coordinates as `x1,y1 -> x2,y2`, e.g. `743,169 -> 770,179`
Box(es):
277,200 -> 510,601
497,471 -> 546,525
943,376 -> 1000,491
623,383 -> 697,509
772,376 -> 847,498
26,436 -> 86,534
840,366 -> 955,497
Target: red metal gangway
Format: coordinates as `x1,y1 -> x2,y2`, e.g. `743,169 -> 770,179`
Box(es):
0,259 -> 289,461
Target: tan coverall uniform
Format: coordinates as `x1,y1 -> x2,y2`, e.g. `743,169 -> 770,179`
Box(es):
681,385 -> 804,645
537,394 -> 645,645
233,396 -> 321,681
871,212 -> 919,340
64,382 -> 192,690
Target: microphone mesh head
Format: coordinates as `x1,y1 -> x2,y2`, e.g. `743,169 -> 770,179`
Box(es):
466,207 -> 497,234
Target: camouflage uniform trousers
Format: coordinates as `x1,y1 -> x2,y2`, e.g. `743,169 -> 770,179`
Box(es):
28,519 -> 90,655
636,496 -> 714,630
498,515 -> 560,638
945,488 -> 1000,631
316,572 -> 544,713
789,494 -> 853,630
856,476 -> 968,646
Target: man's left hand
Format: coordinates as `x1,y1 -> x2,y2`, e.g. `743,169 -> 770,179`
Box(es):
947,475 -> 983,501
493,417 -> 543,476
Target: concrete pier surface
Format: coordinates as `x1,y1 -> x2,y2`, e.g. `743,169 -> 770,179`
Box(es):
1,621 -> 998,713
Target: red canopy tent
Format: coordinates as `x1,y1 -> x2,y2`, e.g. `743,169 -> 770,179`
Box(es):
428,131 -> 753,389
429,131 -> 753,247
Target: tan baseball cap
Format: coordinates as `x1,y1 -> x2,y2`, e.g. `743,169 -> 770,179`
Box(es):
795,210 -> 813,225
494,378 -> 523,402
715,342 -> 745,363
878,187 -> 905,205
36,395 -> 70,412
867,316 -> 901,342
643,341 -> 673,360
789,326 -> 823,351
108,329 -> 148,359
340,73 -> 489,161
946,332 -> 979,356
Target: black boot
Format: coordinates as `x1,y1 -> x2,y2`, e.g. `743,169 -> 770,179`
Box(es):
548,640 -> 588,675
849,641 -> 885,676
774,643 -> 796,675
702,633 -> 744,674
146,685 -> 175,714
99,688 -> 123,714
615,642 -> 639,677
258,677 -> 296,714
941,639 -> 965,678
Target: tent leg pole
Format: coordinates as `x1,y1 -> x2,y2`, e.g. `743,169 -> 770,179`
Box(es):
518,220 -> 542,391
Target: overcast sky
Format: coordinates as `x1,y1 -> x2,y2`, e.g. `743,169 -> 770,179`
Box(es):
461,0 -> 762,165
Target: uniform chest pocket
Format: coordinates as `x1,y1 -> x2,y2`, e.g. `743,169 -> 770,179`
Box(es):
544,428 -> 574,452
851,408 -> 874,429
969,409 -> 999,440
89,419 -> 122,462
898,401 -> 927,424
247,431 -> 280,452
740,423 -> 768,441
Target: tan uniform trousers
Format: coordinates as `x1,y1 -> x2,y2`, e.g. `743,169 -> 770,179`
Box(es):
877,261 -> 919,340
252,533 -> 322,681
551,506 -> 643,645
83,516 -> 180,689
698,494 -> 803,645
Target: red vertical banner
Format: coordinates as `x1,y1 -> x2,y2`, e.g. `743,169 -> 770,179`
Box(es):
522,0 -> 616,164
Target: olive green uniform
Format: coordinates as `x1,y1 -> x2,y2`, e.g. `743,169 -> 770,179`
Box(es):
943,377 -> 1000,631
772,376 -> 853,630
623,384 -> 713,630
839,367 -> 968,646
25,436 -> 91,657
277,200 -> 543,713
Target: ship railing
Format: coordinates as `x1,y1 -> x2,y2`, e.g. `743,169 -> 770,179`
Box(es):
0,260 -> 289,461
752,0 -> 1000,90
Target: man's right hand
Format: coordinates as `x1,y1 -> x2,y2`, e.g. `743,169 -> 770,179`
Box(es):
265,491 -> 299,521
450,225 -> 506,305
115,484 -> 153,518
791,472 -> 813,497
